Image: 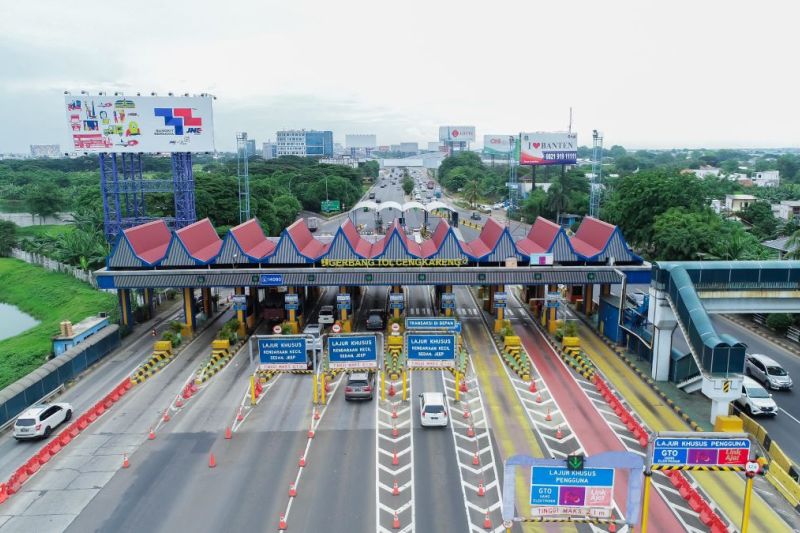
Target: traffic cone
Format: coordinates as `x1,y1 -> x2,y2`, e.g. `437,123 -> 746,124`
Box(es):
392,423 -> 399,438
477,481 -> 485,497
175,396 -> 183,408
325,379 -> 331,393
314,409 -> 320,420
556,426 -> 563,440
536,392 -> 543,403
299,453 -> 306,467
392,480 -> 399,496
460,380 -> 468,393
608,510 -> 617,532
148,427 -> 155,440
389,382 -> 396,397
208,453 -> 216,468
279,513 -> 287,530
467,425 -> 475,438
308,424 -> 315,439
529,379 -> 537,393
392,448 -> 399,466
483,510 -> 492,529
393,512 -> 400,529
473,452 -> 480,465
236,407 -> 244,421
162,409 -> 170,422
289,482 -> 297,497
391,405 -> 398,419
122,453 -> 129,469
463,407 -> 470,419
225,426 -> 232,440
182,385 -> 192,399
545,408 -> 552,422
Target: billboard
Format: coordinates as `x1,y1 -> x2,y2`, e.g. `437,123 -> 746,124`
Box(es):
64,95 -> 215,153
483,135 -> 514,156
519,132 -> 577,166
345,134 -> 377,149
439,126 -> 476,143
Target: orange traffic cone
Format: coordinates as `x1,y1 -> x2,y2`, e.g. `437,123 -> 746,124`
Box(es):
299,453 -> 306,467
389,382 -> 396,397
122,454 -> 130,469
308,424 -> 315,439
608,510 -> 617,532
236,407 -> 244,421
162,409 -> 170,422
483,510 -> 492,529
460,380 -> 468,393
175,396 -> 183,408
391,405 -> 398,419
314,409 -> 320,420
289,482 -> 297,497
467,425 -> 475,438
529,379 -> 537,393
473,452 -> 480,465
279,513 -> 287,530
392,449 -> 399,466
556,426 -> 563,440
392,480 -> 399,496
477,481 -> 485,497
148,427 -> 155,440
536,392 -> 543,403
225,426 -> 232,440
463,407 -> 470,419
545,408 -> 552,422
208,453 -> 216,468
393,512 -> 400,529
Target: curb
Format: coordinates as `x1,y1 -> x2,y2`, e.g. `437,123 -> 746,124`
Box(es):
571,310 -> 706,432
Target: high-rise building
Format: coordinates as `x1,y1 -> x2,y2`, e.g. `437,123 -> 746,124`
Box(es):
262,142 -> 277,160
276,130 -> 333,157
245,139 -> 256,157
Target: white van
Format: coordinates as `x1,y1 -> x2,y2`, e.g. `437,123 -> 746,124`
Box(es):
745,353 -> 792,390
418,392 -> 448,427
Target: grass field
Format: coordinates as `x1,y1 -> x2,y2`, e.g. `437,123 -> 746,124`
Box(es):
15,224 -> 73,239
0,258 -> 116,390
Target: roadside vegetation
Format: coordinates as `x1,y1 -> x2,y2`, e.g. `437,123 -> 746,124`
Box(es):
0,259 -> 116,390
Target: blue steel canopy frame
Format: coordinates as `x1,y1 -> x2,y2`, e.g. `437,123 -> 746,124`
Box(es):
100,152 -> 197,242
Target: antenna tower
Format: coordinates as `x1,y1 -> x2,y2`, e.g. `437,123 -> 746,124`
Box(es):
590,130 -> 603,218
236,132 -> 251,223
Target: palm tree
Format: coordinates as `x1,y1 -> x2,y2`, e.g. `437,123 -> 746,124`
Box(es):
547,181 -> 568,223
787,228 -> 800,260
463,179 -> 480,208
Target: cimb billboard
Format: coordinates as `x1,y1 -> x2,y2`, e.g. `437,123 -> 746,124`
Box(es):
519,132 -> 577,166
439,126 -> 475,143
64,95 -> 215,153
483,135 -> 514,156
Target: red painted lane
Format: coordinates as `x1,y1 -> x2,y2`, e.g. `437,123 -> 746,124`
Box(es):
513,319 -> 682,530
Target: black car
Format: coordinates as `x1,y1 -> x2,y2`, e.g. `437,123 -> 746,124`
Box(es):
470,212 -> 481,221
366,309 -> 385,330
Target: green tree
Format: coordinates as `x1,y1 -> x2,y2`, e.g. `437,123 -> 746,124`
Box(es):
25,184 -> 63,224
463,179 -> 480,207
613,155 -> 639,174
786,228 -> 800,259
519,189 -> 548,222
766,313 -> 793,333
739,201 -> 777,239
546,181 -> 569,223
402,176 -> 414,195
608,145 -> 627,159
651,208 -> 720,260
0,220 -> 16,256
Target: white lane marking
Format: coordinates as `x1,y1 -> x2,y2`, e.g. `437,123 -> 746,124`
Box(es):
779,407 -> 800,426
377,374 -> 414,533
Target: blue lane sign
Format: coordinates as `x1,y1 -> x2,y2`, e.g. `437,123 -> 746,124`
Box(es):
441,293 -> 456,309
285,293 -> 299,311
406,334 -> 456,368
328,335 -> 378,369
258,337 -> 307,370
260,274 -> 284,286
405,317 -> 459,331
389,293 -> 405,309
652,438 -> 750,467
530,467 -> 615,515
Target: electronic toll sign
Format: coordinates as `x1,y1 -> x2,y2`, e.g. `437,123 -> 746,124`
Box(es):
652,436 -> 750,468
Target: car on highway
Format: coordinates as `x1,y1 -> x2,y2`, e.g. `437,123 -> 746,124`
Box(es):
376,197 -> 382,203
478,204 -> 492,213
344,371 -> 375,401
745,353 -> 792,390
303,323 -> 323,352
734,377 -> 778,416
368,192 -> 376,199
366,309 -> 385,330
318,305 -> 335,325
418,392 -> 448,427
470,212 -> 481,221
14,403 -> 73,440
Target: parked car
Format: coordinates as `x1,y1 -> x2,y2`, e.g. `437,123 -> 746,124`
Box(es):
366,309 -> 385,330
14,403 -> 73,440
418,392 -> 448,427
745,353 -> 792,390
318,305 -> 335,325
734,377 -> 778,416
344,371 -> 375,401
470,212 -> 481,221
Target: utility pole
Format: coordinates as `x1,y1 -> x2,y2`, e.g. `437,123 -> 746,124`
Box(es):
236,132 -> 251,223
590,130 -> 603,219
507,135 -> 519,219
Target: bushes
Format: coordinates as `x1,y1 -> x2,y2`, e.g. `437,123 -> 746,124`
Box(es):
218,318 -> 241,344
766,313 -> 793,333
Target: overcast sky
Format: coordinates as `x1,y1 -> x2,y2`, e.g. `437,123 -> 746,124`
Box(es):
2,0 -> 798,153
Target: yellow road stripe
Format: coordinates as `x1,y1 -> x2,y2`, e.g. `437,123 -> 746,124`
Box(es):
466,323 -> 575,533
579,324 -> 790,532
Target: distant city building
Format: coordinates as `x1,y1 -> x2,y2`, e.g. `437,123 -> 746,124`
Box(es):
30,144 -> 61,158
399,142 -> 419,154
276,129 -> 333,157
262,142 -> 277,160
320,156 -> 359,169
724,194 -> 757,213
710,199 -> 722,214
773,200 -> 800,221
427,142 -> 441,151
683,165 -> 721,179
752,170 -> 780,187
245,139 -> 256,158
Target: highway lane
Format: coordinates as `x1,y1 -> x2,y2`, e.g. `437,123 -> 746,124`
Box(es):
0,301 -> 189,482
0,308 -> 236,533
407,285 -> 469,533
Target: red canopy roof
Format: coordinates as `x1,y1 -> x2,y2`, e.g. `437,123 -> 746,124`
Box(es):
340,219 -> 373,257
465,218 -> 505,258
175,218 -> 222,262
516,217 -> 561,255
570,217 -> 616,258
286,219 -> 328,259
123,219 -> 171,264
230,219 -> 276,259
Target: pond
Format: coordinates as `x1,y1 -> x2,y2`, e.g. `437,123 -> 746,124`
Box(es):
0,303 -> 40,341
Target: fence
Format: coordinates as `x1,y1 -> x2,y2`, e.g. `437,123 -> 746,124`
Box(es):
0,325 -> 120,428
10,248 -> 96,288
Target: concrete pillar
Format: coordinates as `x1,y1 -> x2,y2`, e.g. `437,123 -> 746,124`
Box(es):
649,286 -> 676,381
495,284 -> 505,332
235,287 -> 246,336
287,286 -> 298,334
444,284 -> 453,317
142,288 -> 155,321
600,284 -> 611,297
118,289 -> 133,328
202,287 -> 212,318
339,286 -> 352,332
583,284 -> 594,315
392,285 -> 402,319
183,288 -> 196,332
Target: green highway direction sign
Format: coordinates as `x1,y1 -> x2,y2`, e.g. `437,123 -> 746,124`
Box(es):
567,454 -> 585,471
321,199 -> 341,212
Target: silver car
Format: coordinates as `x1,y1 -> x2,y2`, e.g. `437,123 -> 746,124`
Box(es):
745,353 -> 792,390
344,372 -> 375,401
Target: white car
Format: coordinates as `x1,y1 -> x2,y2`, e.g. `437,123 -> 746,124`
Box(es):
14,403 -> 73,440
734,377 -> 778,417
318,305 -> 335,325
418,392 -> 448,427
303,323 -> 323,352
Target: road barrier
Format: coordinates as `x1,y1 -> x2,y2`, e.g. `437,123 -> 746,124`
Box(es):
496,334 -> 531,380
195,339 -> 243,384
1,377 -> 131,506
130,341 -> 174,385
559,342 -> 596,380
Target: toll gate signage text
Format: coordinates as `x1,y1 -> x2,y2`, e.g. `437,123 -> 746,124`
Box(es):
530,466 -> 614,518
652,438 -> 750,467
328,335 -> 378,369
258,338 -> 306,370
406,334 -> 456,368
